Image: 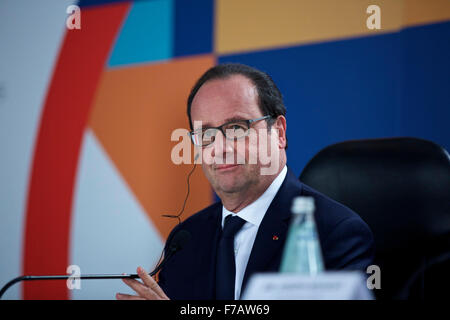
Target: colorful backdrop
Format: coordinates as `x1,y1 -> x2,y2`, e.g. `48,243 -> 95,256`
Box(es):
0,0 -> 449,299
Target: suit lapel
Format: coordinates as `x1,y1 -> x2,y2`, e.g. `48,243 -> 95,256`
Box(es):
192,203 -> 222,299
241,168 -> 303,293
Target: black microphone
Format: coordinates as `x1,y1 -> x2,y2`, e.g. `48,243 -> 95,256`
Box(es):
138,229 -> 191,278
0,229 -> 191,299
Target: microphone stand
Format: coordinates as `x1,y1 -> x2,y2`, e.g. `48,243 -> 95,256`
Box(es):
0,230 -> 190,299
0,272 -> 149,299
0,251 -> 172,299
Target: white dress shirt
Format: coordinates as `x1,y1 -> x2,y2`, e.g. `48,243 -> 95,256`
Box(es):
221,165 -> 287,299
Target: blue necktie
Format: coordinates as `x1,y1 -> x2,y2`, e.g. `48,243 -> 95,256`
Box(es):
215,215 -> 246,300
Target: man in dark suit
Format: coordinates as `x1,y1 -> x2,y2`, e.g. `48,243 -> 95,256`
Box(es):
116,63 -> 374,300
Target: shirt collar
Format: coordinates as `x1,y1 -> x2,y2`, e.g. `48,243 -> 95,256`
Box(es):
222,165 -> 288,228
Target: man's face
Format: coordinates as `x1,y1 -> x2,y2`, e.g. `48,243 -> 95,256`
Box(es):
190,75 -> 278,197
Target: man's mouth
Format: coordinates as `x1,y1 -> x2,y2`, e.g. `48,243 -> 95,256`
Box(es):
214,164 -> 240,171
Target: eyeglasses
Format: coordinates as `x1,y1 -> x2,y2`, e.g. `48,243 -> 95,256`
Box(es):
189,115 -> 272,147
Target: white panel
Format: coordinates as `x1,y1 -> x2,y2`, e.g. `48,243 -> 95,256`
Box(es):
0,0 -> 75,299
70,130 -> 164,300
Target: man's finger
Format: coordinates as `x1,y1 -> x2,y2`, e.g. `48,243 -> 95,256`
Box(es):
137,266 -> 169,300
116,293 -> 145,300
122,278 -> 158,300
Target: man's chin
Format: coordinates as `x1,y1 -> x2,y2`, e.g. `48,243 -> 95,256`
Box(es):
211,179 -> 245,195
217,187 -> 243,197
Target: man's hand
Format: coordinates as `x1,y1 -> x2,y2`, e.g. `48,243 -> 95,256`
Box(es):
116,266 -> 169,300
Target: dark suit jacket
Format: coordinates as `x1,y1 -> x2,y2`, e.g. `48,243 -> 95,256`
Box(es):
158,167 -> 374,299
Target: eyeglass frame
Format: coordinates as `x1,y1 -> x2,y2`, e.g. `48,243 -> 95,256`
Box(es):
188,115 -> 273,147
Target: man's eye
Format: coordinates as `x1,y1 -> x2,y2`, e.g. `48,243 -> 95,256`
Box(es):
229,124 -> 245,130
203,130 -> 215,138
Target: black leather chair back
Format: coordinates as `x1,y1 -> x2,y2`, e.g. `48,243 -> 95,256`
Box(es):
299,137 -> 450,299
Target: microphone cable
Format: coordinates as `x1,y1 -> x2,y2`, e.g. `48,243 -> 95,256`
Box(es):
161,155 -> 198,224
155,154 -> 199,273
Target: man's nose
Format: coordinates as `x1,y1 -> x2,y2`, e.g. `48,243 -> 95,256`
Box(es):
211,130 -> 234,158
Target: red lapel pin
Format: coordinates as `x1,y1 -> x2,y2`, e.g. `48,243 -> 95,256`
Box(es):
273,235 -> 279,241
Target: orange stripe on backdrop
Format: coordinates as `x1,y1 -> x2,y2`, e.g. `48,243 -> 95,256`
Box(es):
215,0 -> 450,55
404,0 -> 450,27
88,55 -> 216,240
215,0 -> 404,55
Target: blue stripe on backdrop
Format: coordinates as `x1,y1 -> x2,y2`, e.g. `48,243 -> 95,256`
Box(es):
219,22 -> 450,175
108,0 -> 174,67
80,0 -> 214,59
174,0 -> 213,57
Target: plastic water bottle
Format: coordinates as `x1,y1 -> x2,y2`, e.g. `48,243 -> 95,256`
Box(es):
280,196 -> 324,274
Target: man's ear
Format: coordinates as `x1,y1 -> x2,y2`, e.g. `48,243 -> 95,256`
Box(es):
273,116 -> 287,149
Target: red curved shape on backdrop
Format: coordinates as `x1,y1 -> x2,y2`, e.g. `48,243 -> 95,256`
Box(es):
22,3 -> 130,299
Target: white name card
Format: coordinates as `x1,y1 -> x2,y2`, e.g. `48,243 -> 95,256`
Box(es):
241,272 -> 374,300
